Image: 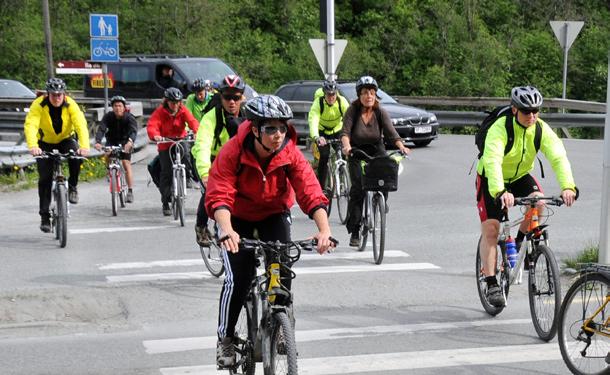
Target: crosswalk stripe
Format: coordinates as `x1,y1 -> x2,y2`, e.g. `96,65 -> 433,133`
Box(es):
106,262 -> 439,283
143,318 -> 531,354
70,225 -> 176,234
158,343 -> 560,375
98,251 -> 410,270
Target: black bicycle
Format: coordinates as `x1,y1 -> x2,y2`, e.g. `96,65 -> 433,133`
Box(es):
35,150 -> 85,248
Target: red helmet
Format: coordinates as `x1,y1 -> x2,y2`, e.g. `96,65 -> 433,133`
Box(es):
218,74 -> 245,93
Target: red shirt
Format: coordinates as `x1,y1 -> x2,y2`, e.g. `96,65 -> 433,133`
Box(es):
147,104 -> 199,151
205,120 -> 328,222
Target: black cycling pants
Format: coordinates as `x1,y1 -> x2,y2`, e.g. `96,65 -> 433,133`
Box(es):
37,138 -> 81,218
316,133 -> 341,189
217,212 -> 292,339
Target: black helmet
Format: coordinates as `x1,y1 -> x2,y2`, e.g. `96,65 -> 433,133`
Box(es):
322,80 -> 337,94
511,86 -> 543,109
164,87 -> 183,102
355,76 -> 378,95
245,95 -> 293,122
192,78 -> 212,92
45,78 -> 66,94
110,95 -> 126,106
218,74 -> 245,93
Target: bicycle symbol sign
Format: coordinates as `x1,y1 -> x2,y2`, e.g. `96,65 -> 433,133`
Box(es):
90,38 -> 119,62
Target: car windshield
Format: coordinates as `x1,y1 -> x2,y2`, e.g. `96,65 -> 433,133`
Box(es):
173,60 -> 236,85
338,83 -> 398,104
0,80 -> 35,98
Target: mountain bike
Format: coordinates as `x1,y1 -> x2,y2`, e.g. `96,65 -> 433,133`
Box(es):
321,139 -> 350,224
226,238 -> 336,375
351,148 -> 405,265
558,264 -> 610,375
158,135 -> 194,226
35,150 -> 85,248
103,146 -> 127,216
476,195 -> 564,341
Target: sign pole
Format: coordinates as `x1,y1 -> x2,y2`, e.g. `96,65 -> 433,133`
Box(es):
325,0 -> 335,80
599,52 -> 610,265
561,23 -> 569,101
103,63 -> 109,113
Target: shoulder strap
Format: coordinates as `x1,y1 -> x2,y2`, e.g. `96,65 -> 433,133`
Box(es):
319,96 -> 325,115
213,105 -> 224,150
338,96 -> 344,116
534,121 -> 545,178
503,114 -> 515,155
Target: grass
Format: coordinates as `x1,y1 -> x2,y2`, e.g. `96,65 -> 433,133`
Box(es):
563,243 -> 599,271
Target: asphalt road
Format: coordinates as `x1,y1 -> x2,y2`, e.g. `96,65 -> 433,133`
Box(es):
0,134 -> 603,374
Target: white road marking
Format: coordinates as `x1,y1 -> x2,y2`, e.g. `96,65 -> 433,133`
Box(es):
70,225 -> 176,234
143,318 -> 531,354
158,343 -> 560,374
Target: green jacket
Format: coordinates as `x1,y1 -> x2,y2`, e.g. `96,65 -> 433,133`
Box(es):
476,116 -> 576,198
191,107 -> 230,179
185,92 -> 213,123
308,88 -> 349,139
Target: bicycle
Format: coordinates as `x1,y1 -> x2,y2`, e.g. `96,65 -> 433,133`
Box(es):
103,146 -> 127,216
34,150 -> 85,248
225,238 -> 336,375
350,148 -> 405,265
558,264 -> 610,375
157,135 -> 194,226
321,139 -> 350,224
476,195 -> 564,341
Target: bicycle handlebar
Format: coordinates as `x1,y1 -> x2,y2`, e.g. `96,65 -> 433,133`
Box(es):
155,134 -> 195,144
514,196 -> 565,207
350,148 -> 408,160
34,150 -> 87,160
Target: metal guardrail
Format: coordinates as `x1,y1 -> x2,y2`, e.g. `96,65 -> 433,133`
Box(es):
432,111 -> 605,128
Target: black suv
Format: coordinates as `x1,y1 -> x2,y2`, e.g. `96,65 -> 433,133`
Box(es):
83,55 -> 257,100
275,80 -> 439,147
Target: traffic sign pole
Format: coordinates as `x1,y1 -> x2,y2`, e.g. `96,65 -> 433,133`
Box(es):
599,53 -> 610,265
103,63 -> 109,114
562,23 -> 569,100
325,0 -> 335,80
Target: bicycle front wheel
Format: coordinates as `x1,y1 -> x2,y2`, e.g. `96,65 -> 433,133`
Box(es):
176,169 -> 185,226
267,311 -> 298,375
558,272 -> 610,375
200,225 -> 224,277
110,169 -> 118,216
56,184 -> 68,248
119,170 -> 126,208
528,244 -> 561,341
336,165 -> 350,225
324,166 -> 333,217
230,303 -> 255,375
475,237 -> 509,316
371,193 -> 386,265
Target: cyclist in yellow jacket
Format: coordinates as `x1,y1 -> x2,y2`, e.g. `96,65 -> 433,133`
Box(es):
476,85 -> 577,307
24,78 -> 90,233
308,80 -> 349,192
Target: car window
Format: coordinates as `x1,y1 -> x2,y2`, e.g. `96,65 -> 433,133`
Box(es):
275,86 -> 295,100
118,65 -> 151,91
292,85 -> 319,101
173,60 -> 235,84
339,83 -> 397,104
0,80 -> 36,98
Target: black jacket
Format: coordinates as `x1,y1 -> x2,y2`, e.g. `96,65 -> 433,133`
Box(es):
96,111 -> 138,145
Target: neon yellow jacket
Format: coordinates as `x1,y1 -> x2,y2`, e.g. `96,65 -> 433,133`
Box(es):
308,88 -> 349,139
24,95 -> 89,149
476,116 -> 576,198
191,107 -> 230,179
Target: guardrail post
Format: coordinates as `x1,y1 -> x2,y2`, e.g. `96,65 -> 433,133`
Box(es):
599,52 -> 610,264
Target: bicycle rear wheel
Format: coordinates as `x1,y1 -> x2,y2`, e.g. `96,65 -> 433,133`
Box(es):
558,272 -> 610,375
372,193 -> 386,265
528,244 -> 561,341
475,237 -> 509,316
56,184 -> 68,248
110,169 -> 118,216
336,165 -> 350,225
267,311 -> 298,375
230,303 -> 255,375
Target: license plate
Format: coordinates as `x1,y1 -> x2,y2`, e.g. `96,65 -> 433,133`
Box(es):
414,126 -> 431,134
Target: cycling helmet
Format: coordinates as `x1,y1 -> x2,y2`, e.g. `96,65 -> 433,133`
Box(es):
355,76 -> 378,95
192,78 -> 213,92
218,74 -> 245,93
322,80 -> 337,94
110,95 -> 126,106
45,78 -> 66,93
164,87 -> 183,102
511,86 -> 543,109
244,95 -> 293,122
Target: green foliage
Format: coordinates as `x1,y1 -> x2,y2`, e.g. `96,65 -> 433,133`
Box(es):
563,243 -> 599,270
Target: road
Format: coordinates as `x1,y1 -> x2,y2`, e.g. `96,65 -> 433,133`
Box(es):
0,134 -> 603,374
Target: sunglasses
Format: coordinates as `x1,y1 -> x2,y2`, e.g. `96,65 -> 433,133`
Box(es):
520,108 -> 539,115
222,94 -> 242,101
261,124 -> 288,135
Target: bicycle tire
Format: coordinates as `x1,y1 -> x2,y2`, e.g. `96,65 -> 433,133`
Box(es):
110,169 -> 118,216
230,305 -> 255,375
558,272 -> 610,375
177,169 -> 185,227
528,244 -> 561,341
119,170 -> 126,208
57,184 -> 68,248
336,165 -> 350,225
267,311 -> 298,375
324,166 -> 333,217
200,226 -> 224,277
475,236 -> 509,316
357,195 -> 369,252
372,193 -> 386,265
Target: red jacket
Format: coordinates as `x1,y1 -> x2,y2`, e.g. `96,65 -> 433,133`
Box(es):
147,104 -> 199,151
206,120 -> 328,222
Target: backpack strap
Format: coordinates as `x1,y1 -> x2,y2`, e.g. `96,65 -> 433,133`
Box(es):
503,114 -> 515,155
213,105 -> 224,151
534,121 -> 545,178
319,96 -> 325,115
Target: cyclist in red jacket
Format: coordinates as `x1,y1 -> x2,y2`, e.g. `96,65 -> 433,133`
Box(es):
147,88 -> 199,215
205,95 -> 334,367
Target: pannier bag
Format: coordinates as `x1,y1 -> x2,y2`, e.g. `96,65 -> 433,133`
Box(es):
361,156 -> 399,192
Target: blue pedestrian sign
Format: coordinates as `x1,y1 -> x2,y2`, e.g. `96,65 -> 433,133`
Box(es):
90,14 -> 119,38
90,38 -> 119,62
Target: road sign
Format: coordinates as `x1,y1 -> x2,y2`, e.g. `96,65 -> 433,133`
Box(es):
90,39 -> 119,62
90,14 -> 119,38
56,60 -> 102,74
550,21 -> 584,50
309,38 -> 347,77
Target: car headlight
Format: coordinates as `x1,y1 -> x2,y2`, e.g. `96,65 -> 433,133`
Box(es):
391,118 -> 399,125
430,114 -> 437,123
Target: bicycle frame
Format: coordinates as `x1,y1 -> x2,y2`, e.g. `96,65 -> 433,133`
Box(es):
582,295 -> 610,339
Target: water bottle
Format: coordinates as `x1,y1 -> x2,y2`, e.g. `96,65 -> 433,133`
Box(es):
506,237 -> 518,268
